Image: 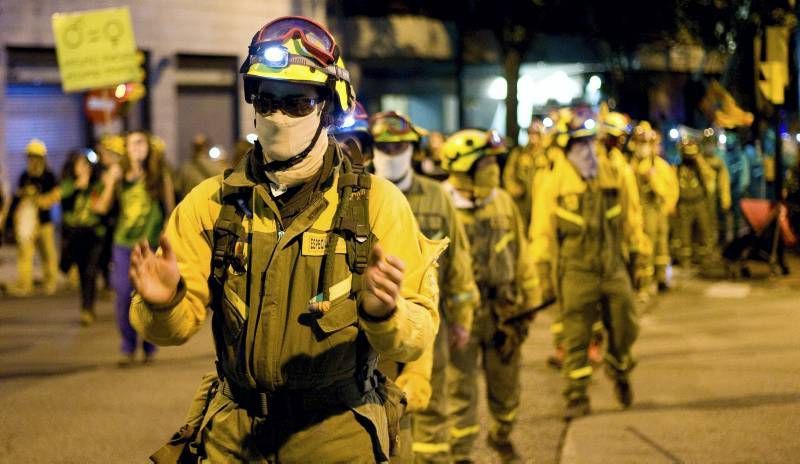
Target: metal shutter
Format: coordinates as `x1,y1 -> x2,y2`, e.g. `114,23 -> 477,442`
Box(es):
5,84 -> 87,185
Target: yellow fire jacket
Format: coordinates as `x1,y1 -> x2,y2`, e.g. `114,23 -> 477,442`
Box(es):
130,156 -> 444,392
531,154 -> 650,274
632,155 -> 680,215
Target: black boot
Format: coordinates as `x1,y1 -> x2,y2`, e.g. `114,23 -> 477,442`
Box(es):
487,429 -> 522,464
564,397 -> 591,420
614,377 -> 634,408
605,365 -> 634,408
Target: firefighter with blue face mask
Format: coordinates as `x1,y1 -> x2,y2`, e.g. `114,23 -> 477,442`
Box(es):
531,110 -> 647,420
134,16 -> 444,463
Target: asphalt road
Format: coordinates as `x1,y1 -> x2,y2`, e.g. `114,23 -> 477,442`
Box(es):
1,257 -> 798,463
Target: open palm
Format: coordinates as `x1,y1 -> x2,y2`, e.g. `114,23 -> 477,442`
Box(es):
129,236 -> 180,305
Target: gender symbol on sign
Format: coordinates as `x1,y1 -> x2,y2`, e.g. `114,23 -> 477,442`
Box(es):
105,20 -> 123,47
63,19 -> 83,49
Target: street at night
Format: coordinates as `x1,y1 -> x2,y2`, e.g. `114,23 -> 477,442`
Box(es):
3,1 -> 800,463
2,253 -> 798,463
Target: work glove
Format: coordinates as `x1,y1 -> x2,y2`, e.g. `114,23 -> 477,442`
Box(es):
493,314 -> 533,364
395,372 -> 432,413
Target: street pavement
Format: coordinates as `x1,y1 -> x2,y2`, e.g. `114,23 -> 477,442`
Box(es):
1,250 -> 799,463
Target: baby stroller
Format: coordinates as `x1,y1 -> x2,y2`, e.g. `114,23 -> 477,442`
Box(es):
723,198 -> 797,277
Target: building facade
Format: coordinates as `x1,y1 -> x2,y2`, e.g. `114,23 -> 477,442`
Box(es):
0,0 -> 327,187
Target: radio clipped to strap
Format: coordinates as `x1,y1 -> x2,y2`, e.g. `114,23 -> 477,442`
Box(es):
211,170 -> 252,287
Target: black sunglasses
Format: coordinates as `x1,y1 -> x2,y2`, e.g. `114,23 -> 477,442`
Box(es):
251,94 -> 322,117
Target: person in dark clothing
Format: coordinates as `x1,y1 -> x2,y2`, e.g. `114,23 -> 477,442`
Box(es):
60,150 -> 106,325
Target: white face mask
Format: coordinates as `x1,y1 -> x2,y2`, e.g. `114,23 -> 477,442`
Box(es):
263,133 -> 329,190
255,107 -> 323,162
373,146 -> 413,182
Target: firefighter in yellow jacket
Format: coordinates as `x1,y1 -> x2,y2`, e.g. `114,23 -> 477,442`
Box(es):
701,128 -> 732,247
531,110 -> 647,419
365,111 -> 479,464
502,119 -> 549,230
676,131 -> 715,265
130,16 -> 442,463
442,129 -> 540,463
630,121 -> 679,293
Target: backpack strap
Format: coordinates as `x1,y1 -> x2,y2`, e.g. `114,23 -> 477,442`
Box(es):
319,142 -> 373,304
209,169 -> 252,305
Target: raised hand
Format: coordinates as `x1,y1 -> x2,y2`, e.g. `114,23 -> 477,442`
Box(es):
129,235 -> 181,306
362,243 -> 405,319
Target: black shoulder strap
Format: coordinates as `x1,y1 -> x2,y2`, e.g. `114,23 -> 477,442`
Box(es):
210,169 -> 252,289
320,142 -> 373,302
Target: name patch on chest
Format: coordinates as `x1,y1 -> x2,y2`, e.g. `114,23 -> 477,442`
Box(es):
302,232 -> 346,256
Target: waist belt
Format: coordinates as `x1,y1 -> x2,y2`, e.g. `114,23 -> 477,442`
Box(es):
221,375 -> 373,418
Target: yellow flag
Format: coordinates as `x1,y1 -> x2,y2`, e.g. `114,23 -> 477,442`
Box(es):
757,26 -> 789,105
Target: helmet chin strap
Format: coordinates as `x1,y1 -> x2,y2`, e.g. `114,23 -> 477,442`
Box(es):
263,120 -> 325,172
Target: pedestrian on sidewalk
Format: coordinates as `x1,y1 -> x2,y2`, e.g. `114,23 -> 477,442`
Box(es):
95,130 -> 175,366
7,139 -> 60,296
59,150 -> 106,325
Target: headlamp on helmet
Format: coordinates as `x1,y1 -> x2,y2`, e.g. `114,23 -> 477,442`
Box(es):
241,16 -> 355,119
566,112 -> 597,143
262,45 -> 289,68
332,102 -> 369,137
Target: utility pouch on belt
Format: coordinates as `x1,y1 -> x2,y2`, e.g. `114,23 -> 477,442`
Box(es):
149,373 -> 220,464
374,370 -> 408,457
490,285 -> 531,324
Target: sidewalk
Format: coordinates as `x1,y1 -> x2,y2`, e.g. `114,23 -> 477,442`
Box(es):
560,261 -> 800,463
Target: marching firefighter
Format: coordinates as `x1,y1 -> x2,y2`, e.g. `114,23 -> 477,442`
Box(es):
531,110 -> 648,419
503,119 -> 549,230
367,111 -> 479,464
545,109 -> 631,369
441,129 -> 540,463
331,101 -> 373,164
631,121 -> 679,293
8,139 -> 60,296
676,131 -> 715,266
134,16 -> 442,463
701,128 -> 732,247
